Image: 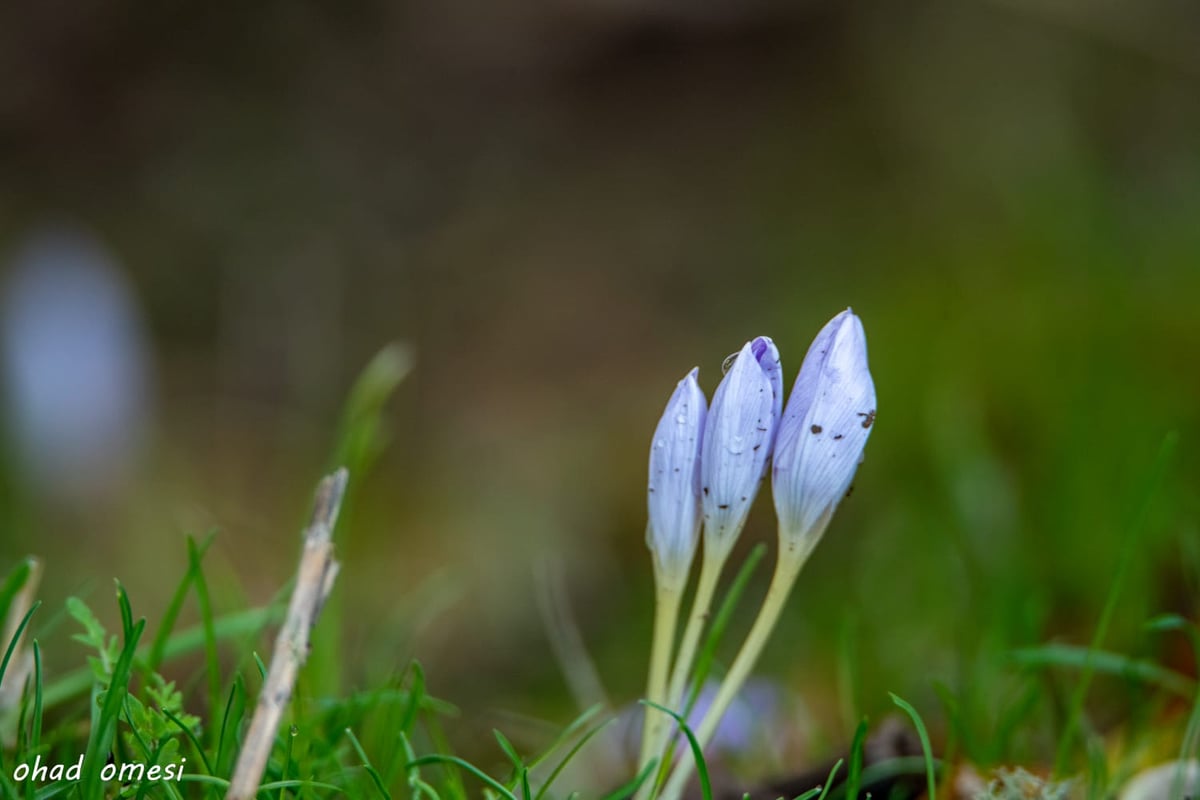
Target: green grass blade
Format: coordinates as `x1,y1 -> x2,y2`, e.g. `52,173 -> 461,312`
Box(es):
0,603 -> 39,798
163,706 -> 215,776
993,682 -> 1043,760
931,682 -> 976,763
0,601 -> 39,691
331,342 -> 413,480
1012,643 -> 1195,698
312,344 -> 410,696
399,662 -> 427,735
640,700 -> 712,800
494,728 -> 524,775
525,703 -> 603,772
345,727 -> 393,800
0,558 -> 34,626
32,781 -> 74,800
14,672 -> 29,783
837,610 -> 861,736
787,758 -> 844,800
260,779 -> 348,793
815,758 -> 843,800
79,616 -> 145,800
123,697 -> 186,800
532,717 -> 617,800
30,639 -> 43,754
844,717 -> 868,800
683,544 -> 767,717
187,535 -> 223,743
215,675 -> 247,779
279,722 -> 297,800
1054,431 -> 1176,775
597,758 -> 658,800
423,710 -> 468,800
115,581 -> 135,640
42,605 -> 284,710
146,532 -> 215,673
889,692 -> 937,800
407,755 -> 520,800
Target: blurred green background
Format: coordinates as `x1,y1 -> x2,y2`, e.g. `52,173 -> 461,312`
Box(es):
1,0 -> 1198,781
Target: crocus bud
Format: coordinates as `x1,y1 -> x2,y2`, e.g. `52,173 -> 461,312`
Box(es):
647,368 -> 707,588
772,309 -> 876,554
701,336 -> 782,559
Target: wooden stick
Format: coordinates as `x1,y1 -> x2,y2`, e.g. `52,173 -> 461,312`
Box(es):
225,468 -> 348,800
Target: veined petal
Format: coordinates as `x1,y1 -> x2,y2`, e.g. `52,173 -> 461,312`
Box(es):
701,336 -> 781,557
647,367 -> 707,585
772,309 -> 876,550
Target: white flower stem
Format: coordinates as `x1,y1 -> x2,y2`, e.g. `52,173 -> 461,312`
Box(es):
665,552 -> 725,716
658,536 -> 814,800
638,579 -> 683,777
634,553 -> 726,800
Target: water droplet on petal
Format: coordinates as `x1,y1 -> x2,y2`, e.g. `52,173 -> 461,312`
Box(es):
721,351 -> 739,374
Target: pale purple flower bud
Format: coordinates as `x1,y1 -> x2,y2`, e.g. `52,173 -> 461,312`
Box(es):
647,368 -> 707,586
701,336 -> 782,557
772,309 -> 876,551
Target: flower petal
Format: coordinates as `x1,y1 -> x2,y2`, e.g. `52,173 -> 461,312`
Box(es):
647,367 -> 707,584
772,309 -> 876,550
701,337 -> 780,557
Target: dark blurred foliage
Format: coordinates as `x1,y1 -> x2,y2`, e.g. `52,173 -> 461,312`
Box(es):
2,0 -> 1199,775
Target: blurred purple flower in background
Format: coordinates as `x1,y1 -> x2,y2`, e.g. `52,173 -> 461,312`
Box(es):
619,677 -> 802,765
1,225 -> 153,501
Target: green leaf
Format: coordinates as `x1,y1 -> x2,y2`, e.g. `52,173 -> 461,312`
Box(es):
406,755 -> 519,800
80,613 -> 145,800
532,716 -> 617,800
889,692 -> 938,800
1012,644 -> 1195,698
1054,431 -> 1177,775
214,675 -> 246,778
844,717 -> 868,800
640,700 -> 712,800
146,531 -> 215,674
345,727 -> 393,800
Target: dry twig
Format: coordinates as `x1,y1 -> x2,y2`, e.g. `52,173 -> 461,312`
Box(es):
225,468 -> 348,800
